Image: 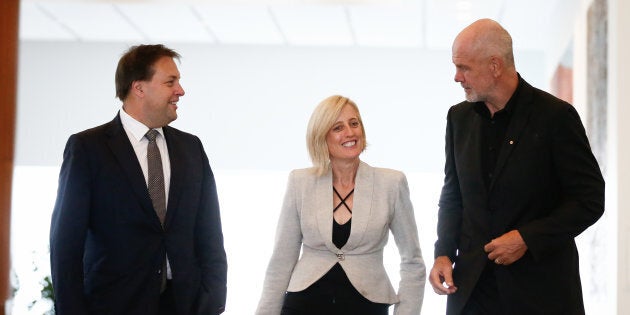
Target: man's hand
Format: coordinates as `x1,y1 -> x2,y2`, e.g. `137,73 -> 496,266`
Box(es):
429,256 -> 458,295
484,230 -> 528,265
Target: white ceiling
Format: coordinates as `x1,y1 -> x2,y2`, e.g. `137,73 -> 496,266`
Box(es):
19,0 -> 576,51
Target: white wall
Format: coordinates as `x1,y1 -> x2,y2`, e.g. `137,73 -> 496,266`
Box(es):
16,42 -> 546,173
609,0 -> 630,314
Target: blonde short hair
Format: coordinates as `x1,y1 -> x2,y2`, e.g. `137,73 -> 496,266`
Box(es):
306,95 -> 367,175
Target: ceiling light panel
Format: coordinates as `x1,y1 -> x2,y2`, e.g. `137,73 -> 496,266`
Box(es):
36,2 -> 143,42
271,5 -> 354,46
193,4 -> 284,45
117,3 -> 215,43
350,5 -> 423,47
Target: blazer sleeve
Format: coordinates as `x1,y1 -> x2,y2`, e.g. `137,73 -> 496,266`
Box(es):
255,171 -> 302,315
518,103 -> 605,260
193,138 -> 228,314
434,107 -> 463,261
50,134 -> 91,315
390,173 -> 426,315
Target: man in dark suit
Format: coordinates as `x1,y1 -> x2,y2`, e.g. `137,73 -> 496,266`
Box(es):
50,44 -> 227,315
428,19 -> 605,315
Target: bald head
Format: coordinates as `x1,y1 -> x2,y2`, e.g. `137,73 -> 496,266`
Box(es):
453,18 -> 515,69
451,19 -> 519,113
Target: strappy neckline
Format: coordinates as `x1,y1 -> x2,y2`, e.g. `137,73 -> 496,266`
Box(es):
333,187 -> 354,213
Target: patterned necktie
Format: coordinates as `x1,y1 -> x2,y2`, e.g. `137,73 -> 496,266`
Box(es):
145,129 -> 166,226
146,129 -> 168,292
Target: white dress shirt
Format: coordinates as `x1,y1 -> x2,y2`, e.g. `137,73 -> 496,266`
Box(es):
119,108 -> 172,278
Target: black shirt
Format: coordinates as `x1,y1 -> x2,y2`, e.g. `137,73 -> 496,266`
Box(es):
473,80 -> 523,189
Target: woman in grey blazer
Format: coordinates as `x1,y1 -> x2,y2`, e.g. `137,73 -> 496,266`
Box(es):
256,95 -> 425,315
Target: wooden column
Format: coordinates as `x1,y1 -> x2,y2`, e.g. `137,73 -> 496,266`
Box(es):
0,0 -> 19,314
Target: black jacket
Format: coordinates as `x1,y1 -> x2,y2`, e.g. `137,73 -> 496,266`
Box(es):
435,77 -> 604,315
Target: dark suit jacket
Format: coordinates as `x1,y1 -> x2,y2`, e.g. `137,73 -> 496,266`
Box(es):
50,114 -> 227,315
435,77 -> 604,315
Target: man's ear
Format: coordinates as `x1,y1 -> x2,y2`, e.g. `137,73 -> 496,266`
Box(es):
490,56 -> 503,77
132,81 -> 144,97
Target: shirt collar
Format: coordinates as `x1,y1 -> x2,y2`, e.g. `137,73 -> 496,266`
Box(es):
473,74 -> 524,119
119,108 -> 164,142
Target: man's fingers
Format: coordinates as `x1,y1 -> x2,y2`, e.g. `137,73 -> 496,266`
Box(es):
442,270 -> 454,288
484,238 -> 497,253
429,257 -> 458,295
429,270 -> 448,294
430,277 -> 456,295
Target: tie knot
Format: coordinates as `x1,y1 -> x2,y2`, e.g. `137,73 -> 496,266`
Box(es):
145,129 -> 159,142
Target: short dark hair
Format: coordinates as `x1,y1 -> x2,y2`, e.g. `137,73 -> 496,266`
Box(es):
115,44 -> 181,101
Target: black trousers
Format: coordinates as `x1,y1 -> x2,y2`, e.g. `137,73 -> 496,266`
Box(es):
282,291 -> 389,315
158,280 -> 176,315
460,262 -> 505,315
281,264 -> 390,315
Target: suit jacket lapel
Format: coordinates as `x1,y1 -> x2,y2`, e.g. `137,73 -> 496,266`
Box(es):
489,82 -> 534,192
163,126 -> 182,227
461,110 -> 488,197
106,115 -> 161,228
343,161 -> 373,249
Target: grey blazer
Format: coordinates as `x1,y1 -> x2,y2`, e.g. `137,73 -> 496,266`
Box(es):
256,161 -> 425,315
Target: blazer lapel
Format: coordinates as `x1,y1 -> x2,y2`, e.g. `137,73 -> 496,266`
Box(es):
315,169 -> 337,251
315,162 -> 375,251
343,161 -> 373,249
106,115 -> 161,228
489,82 -> 534,192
